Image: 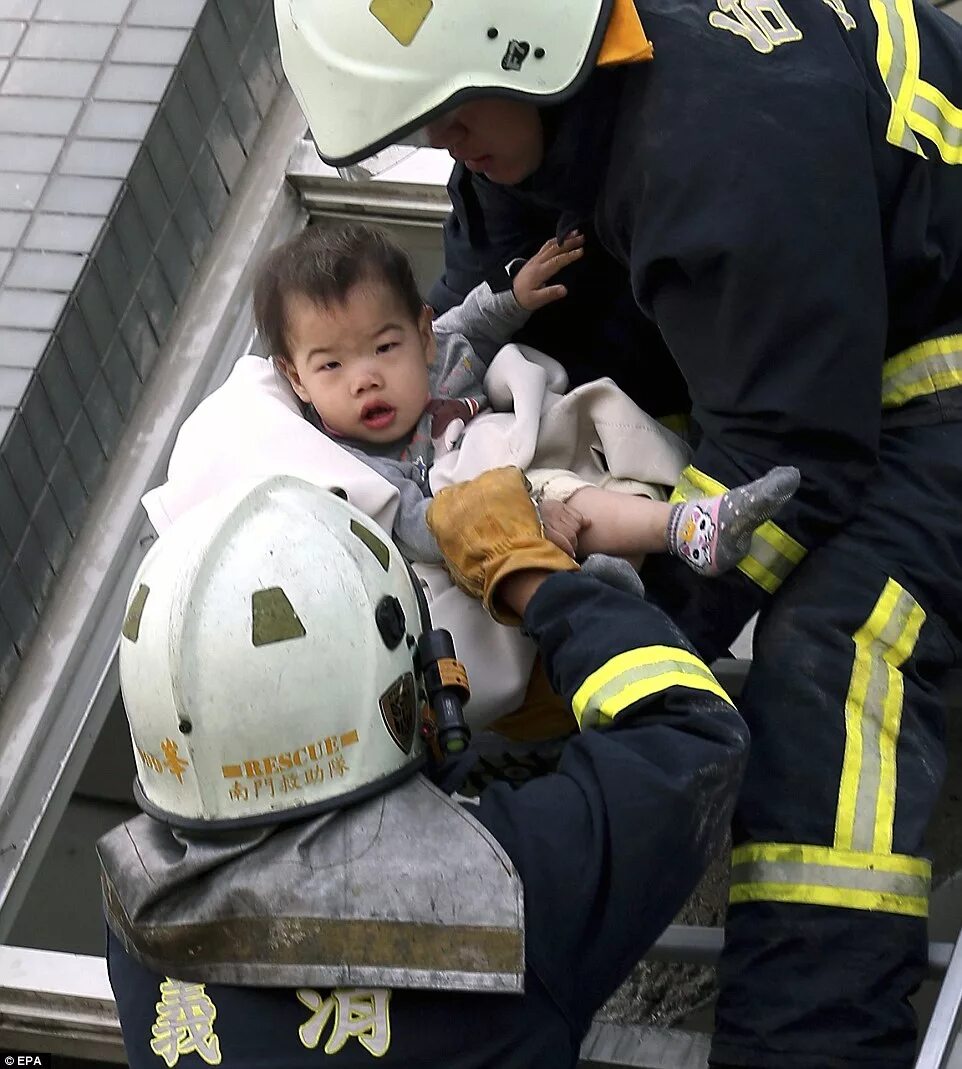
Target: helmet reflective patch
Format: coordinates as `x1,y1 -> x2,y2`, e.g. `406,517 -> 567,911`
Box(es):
251,587 -> 306,647
350,518 -> 390,571
369,0 -> 432,46
380,672 -> 417,753
122,583 -> 150,642
502,40 -> 531,71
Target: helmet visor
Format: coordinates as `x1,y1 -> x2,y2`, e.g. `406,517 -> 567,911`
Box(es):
334,140 -> 425,182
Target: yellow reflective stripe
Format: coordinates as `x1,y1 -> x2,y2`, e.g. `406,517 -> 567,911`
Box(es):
834,579 -> 925,854
870,0 -> 962,163
571,644 -> 734,730
886,366 -> 962,406
733,841 -> 930,874
916,80 -> 962,128
670,466 -> 806,594
670,465 -> 724,499
729,842 -> 930,917
874,597 -> 925,853
910,82 -> 962,164
739,522 -> 807,593
882,334 -> 962,407
869,0 -> 926,155
883,333 -> 962,378
730,883 -> 927,916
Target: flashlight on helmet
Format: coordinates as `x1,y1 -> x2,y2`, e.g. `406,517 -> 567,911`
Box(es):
417,629 -> 471,755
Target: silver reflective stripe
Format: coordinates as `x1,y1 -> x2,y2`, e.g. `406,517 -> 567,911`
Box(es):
583,657 -> 721,714
746,534 -> 799,585
572,646 -> 734,730
883,341 -> 962,407
730,859 -> 929,898
870,0 -> 962,163
849,587 -> 919,852
911,96 -> 962,152
869,0 -> 926,154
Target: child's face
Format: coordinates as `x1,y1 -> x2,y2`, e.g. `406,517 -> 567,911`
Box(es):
283,281 -> 435,444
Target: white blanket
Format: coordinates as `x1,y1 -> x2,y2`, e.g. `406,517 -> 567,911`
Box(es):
430,344 -> 689,500
142,347 -> 689,728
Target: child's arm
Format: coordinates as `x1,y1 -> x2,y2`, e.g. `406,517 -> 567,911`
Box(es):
433,233 -> 585,366
346,450 -> 444,564
390,481 -> 444,564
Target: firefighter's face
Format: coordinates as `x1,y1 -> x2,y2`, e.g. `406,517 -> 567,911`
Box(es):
424,99 -> 544,185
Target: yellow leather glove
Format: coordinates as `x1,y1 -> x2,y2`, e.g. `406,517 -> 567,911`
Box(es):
426,467 -> 579,625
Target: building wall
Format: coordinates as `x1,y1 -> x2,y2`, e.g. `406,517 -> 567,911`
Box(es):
0,0 -> 286,698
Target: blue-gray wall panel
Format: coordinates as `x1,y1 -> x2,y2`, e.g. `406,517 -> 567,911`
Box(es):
10,0 -> 956,697
0,0 -> 284,696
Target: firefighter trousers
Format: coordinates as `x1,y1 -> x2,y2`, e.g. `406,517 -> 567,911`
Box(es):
637,421 -> 962,1067
695,421 -> 962,1067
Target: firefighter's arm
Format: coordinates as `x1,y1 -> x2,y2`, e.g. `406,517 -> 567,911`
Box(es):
478,570 -> 748,1032
426,466 -> 579,625
427,467 -> 747,1025
626,52 -> 885,618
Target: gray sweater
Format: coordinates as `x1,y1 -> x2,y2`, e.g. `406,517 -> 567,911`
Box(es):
307,281 -> 530,562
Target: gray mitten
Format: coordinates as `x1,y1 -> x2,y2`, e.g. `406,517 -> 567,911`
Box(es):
581,553 -> 646,599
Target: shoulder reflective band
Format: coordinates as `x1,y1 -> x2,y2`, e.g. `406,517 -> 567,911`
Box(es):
870,0 -> 962,163
572,644 -> 733,730
729,842 -> 930,917
670,466 -> 806,594
882,334 -> 962,408
834,578 -> 925,855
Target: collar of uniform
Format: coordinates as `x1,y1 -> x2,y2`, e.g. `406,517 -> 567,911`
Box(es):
598,0 -> 653,66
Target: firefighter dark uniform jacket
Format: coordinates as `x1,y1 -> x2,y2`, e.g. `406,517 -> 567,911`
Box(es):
427,3 -> 962,1065
105,572 -> 748,1068
432,0 -> 962,649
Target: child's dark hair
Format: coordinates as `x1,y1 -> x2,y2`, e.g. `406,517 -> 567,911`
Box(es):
254,223 -> 423,365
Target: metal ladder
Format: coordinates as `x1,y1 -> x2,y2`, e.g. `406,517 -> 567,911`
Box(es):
579,924 -> 962,1069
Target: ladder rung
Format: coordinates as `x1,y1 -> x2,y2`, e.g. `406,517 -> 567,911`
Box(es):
579,1021 -> 710,1069
648,924 -> 954,979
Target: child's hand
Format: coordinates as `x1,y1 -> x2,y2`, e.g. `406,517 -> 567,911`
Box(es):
512,232 -> 586,311
426,397 -> 477,439
539,498 -> 591,559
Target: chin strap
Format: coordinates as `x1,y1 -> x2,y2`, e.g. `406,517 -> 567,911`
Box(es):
598,0 -> 654,66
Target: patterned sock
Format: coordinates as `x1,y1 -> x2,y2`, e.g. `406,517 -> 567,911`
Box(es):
667,466 -> 800,577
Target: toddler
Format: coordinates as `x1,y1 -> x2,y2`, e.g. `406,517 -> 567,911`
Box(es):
253,224 -> 798,575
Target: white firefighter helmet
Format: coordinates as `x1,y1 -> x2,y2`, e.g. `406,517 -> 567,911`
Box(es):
274,0 -> 612,169
119,475 -> 428,828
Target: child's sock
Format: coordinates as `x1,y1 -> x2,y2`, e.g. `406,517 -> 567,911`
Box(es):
667,466 -> 800,577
